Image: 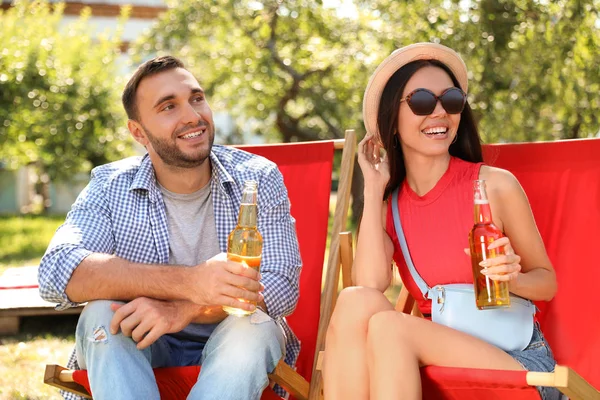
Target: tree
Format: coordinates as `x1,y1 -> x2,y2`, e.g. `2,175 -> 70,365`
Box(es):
132,0 -> 381,219
363,0 -> 600,142
0,0 -> 132,205
136,0 -> 599,220
132,0 -> 377,144
139,0 -> 600,143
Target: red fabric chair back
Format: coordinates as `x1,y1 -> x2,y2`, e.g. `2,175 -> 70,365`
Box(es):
73,368 -> 281,400
483,138 -> 600,389
236,141 -> 335,382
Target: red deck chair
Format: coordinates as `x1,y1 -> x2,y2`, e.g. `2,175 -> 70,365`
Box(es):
390,138 -> 600,399
43,130 -> 357,400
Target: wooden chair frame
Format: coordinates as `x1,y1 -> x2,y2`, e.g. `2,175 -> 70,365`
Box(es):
44,129 -> 358,400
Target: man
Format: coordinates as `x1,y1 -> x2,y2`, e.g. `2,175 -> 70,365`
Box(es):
39,56 -> 302,400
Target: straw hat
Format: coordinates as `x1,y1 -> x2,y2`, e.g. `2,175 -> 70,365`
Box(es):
362,42 -> 468,137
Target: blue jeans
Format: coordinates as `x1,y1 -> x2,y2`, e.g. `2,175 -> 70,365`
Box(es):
507,322 -> 561,400
75,300 -> 286,400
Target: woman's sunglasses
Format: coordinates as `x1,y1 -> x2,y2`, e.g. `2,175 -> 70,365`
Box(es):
400,87 -> 467,116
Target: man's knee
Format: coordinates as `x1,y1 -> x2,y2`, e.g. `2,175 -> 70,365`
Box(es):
75,300 -> 129,368
77,300 -> 120,334
206,312 -> 285,371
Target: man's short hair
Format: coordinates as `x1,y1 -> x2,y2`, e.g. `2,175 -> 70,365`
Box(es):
122,55 -> 185,121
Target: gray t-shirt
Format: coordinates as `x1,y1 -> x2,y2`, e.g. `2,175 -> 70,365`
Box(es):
158,181 -> 222,343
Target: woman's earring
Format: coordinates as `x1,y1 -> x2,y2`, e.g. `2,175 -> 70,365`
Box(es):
393,134 -> 400,148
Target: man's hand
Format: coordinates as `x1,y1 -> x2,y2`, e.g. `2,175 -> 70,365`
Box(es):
109,297 -> 195,350
191,253 -> 264,312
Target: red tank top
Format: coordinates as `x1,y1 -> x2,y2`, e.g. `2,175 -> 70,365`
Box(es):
386,157 -> 484,315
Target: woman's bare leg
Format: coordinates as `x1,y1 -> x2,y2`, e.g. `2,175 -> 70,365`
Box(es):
323,286 -> 394,400
366,310 -> 524,400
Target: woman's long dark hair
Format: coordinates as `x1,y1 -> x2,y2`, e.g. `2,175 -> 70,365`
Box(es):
377,60 -> 483,200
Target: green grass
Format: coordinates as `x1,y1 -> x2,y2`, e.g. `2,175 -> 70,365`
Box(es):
0,214 -> 65,275
0,214 -> 71,399
0,315 -> 77,400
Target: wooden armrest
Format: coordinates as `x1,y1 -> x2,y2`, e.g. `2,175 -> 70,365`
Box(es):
339,231 -> 354,289
269,359 -> 309,400
44,364 -> 92,398
527,365 -> 600,400
316,350 -> 324,371
395,284 -> 415,314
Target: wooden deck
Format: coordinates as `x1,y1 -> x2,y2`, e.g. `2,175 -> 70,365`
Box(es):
0,266 -> 83,334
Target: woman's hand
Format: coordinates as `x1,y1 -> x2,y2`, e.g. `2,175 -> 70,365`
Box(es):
464,236 -> 522,283
358,133 -> 390,195
479,237 -> 522,283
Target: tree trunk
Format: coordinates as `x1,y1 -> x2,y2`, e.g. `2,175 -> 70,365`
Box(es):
568,113 -> 582,139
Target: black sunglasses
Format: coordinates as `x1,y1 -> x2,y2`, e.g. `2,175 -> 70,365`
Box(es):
400,87 -> 467,116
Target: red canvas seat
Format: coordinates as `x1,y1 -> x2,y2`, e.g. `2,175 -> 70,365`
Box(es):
420,367 -> 541,399
70,367 -> 279,400
44,131 -> 357,400
396,138 -> 600,399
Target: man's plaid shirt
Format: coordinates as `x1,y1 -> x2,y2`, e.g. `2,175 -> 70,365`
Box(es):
38,145 -> 302,399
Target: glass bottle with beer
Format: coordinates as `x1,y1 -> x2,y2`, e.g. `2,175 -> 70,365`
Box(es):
223,180 -> 263,316
468,179 -> 511,309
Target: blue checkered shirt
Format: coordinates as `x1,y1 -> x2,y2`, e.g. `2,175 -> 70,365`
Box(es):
38,145 -> 302,399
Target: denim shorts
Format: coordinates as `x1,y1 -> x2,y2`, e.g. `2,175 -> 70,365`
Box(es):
507,322 -> 561,400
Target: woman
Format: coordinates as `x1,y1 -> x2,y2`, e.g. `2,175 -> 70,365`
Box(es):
323,43 -> 559,400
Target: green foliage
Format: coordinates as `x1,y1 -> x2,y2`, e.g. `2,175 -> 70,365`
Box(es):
0,0 -> 132,181
137,0 -> 600,143
132,0 -> 375,143
0,318 -> 76,399
350,0 -> 600,142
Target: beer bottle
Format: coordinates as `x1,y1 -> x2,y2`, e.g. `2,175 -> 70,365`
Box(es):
468,179 -> 511,309
223,180 -> 263,316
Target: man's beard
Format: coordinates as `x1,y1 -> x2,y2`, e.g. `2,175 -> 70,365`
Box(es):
142,122 -> 214,168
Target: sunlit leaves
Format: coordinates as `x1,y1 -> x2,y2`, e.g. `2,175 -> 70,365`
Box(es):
363,0 -> 600,142
0,0 -> 132,180
134,0 -> 375,142
141,0 -> 597,143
